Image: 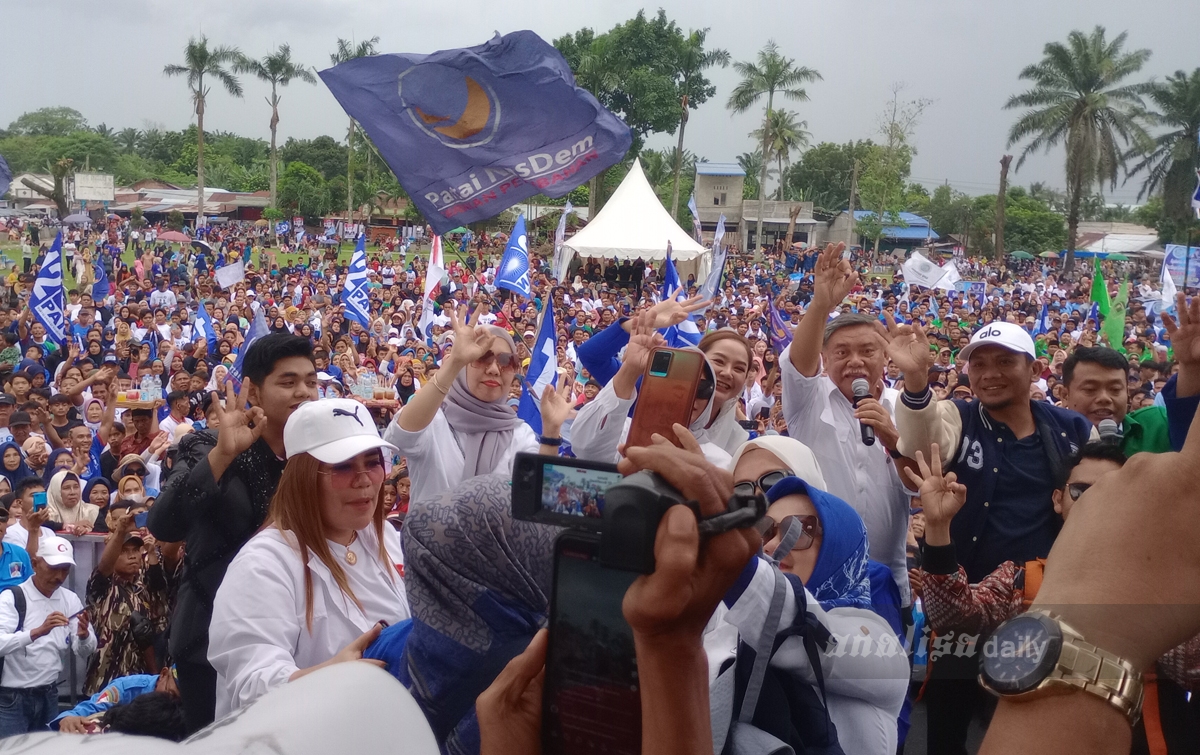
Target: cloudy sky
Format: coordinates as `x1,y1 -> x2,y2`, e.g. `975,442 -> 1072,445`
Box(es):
4,0 -> 1196,203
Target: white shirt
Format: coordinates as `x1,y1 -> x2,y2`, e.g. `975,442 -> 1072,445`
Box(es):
3,521 -> 54,551
208,525 -> 409,718
0,578 -> 96,687
158,414 -> 193,439
780,357 -> 912,605
704,558 -> 907,755
384,407 -> 540,504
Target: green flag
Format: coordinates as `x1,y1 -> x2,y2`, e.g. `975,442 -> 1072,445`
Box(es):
1090,258 -> 1111,318
1102,276 -> 1128,351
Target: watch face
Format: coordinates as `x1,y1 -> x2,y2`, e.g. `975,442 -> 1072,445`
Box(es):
980,613 -> 1063,695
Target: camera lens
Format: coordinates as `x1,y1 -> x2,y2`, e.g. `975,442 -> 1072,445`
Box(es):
649,350 -> 672,377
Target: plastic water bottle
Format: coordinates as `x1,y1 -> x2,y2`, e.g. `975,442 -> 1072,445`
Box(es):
139,374 -> 155,403
360,368 -> 376,400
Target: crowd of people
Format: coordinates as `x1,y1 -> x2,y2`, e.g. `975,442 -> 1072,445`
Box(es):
0,210 -> 1195,754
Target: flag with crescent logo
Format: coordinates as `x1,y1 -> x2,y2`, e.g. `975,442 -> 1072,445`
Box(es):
769,298 -> 793,354
497,214 -> 531,298
318,31 -> 632,235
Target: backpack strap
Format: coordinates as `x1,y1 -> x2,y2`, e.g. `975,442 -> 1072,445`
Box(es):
736,566 -> 788,724
0,586 -> 26,685
1020,559 -> 1045,610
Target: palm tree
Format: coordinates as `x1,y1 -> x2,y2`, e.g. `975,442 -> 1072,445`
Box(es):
93,123 -> 114,139
728,41 -> 820,252
1125,68 -> 1200,225
1005,26 -> 1151,270
669,30 -> 729,217
329,37 -> 380,222
235,45 -> 318,210
116,128 -> 141,154
736,150 -> 774,201
164,36 -> 244,224
751,109 -> 811,199
575,35 -> 623,218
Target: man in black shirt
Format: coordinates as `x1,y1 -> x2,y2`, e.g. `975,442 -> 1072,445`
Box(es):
147,334 -> 318,733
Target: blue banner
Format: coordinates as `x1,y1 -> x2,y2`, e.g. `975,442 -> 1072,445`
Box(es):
769,298 -> 793,354
497,214 -> 531,298
92,254 -> 112,301
0,154 -> 10,199
30,232 -> 66,348
343,235 -> 372,328
318,31 -> 632,235
517,302 -> 557,435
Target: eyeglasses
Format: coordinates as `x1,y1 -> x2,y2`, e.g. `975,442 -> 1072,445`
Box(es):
473,351 -> 519,372
1066,482 -> 1092,501
318,453 -> 386,486
127,467 -> 147,478
732,470 -> 789,498
755,514 -> 822,551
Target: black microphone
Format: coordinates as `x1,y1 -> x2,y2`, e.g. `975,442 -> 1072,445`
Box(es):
852,378 -> 875,446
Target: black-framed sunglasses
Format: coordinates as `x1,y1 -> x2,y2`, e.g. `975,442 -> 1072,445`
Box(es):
1066,482 -> 1092,501
755,514 -> 822,551
473,351 -> 519,372
732,470 -> 789,498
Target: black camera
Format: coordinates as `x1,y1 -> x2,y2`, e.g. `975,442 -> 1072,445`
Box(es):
512,453 -> 766,574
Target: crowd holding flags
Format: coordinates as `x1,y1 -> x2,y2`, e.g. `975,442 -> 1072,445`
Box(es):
30,231 -> 66,349
660,244 -> 702,347
227,307 -> 269,388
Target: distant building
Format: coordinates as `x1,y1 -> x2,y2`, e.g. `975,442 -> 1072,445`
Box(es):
816,210 -> 940,250
693,162 -> 817,250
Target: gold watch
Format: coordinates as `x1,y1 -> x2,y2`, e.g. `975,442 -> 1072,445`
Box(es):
977,609 -> 1144,726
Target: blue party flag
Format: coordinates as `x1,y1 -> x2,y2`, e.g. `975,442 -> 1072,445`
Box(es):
497,214 -> 531,298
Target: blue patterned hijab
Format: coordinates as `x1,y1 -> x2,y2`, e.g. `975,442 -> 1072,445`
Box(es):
766,476 -> 872,611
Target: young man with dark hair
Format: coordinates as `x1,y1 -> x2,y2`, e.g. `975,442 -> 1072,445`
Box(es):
158,391 -> 193,438
1061,346 -> 1172,454
148,333 -> 317,733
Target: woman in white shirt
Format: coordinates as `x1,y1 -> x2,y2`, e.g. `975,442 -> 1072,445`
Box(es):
383,304 -> 546,504
208,398 -> 411,718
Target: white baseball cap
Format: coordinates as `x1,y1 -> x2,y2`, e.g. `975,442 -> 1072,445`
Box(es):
37,535 -> 75,567
958,322 -> 1037,362
283,398 -> 397,463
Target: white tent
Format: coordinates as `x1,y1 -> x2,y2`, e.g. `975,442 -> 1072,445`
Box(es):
564,159 -> 711,282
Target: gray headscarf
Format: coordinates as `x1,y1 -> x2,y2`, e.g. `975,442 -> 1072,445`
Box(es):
440,326 -> 524,477
399,474 -> 559,754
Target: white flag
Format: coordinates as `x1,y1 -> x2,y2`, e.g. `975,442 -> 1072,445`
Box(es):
214,259 -> 246,290
418,236 -> 447,335
552,202 -> 574,283
902,251 -> 948,289
934,260 -> 961,291
1161,257 -> 1179,311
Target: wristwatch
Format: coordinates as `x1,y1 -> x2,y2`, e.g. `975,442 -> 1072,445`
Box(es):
978,610 -> 1143,726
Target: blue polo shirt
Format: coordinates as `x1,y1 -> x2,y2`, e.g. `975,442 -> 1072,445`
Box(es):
51,674 -> 158,728
0,542 -> 32,590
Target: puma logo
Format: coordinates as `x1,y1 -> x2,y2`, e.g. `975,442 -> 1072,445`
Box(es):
332,406 -> 364,427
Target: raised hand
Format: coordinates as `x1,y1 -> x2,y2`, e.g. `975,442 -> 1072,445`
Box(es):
446,303 -> 496,368
885,311 -> 935,391
209,381 -> 267,477
539,384 -> 571,435
811,242 -> 856,310
644,286 -> 709,330
623,311 -> 667,376
1163,294 -> 1200,397
902,446 -> 966,547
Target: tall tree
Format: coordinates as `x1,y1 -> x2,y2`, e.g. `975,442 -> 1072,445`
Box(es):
1124,68 -> 1200,235
751,109 -> 810,199
164,36 -> 244,224
1005,26 -> 1151,270
669,29 -> 729,216
329,37 -> 380,221
727,41 -> 821,252
737,150 -> 773,200
116,128 -> 141,154
235,44 -> 318,210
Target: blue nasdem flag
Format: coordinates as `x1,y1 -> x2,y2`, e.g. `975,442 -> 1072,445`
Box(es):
1032,303 -> 1049,336
1087,302 -> 1100,331
660,246 -> 701,347
228,307 -> 270,388
92,256 -> 111,302
769,298 -> 793,354
0,154 -> 10,199
30,232 -> 66,349
194,302 -> 220,353
497,214 -> 531,298
344,235 -> 372,328
318,31 -> 632,235
517,303 -> 557,435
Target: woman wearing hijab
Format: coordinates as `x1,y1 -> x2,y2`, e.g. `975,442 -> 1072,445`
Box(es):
205,364 -> 229,393
82,398 -> 105,435
570,313 -> 752,467
707,437 -> 909,755
42,447 -> 76,485
383,304 -> 545,503
46,468 -> 98,535
207,398 -> 409,718
0,441 -> 35,490
82,477 -> 113,532
398,473 -> 557,754
395,367 -> 417,405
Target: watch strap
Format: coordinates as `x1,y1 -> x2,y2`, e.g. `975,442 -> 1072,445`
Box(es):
1043,613 -> 1144,726
537,436 -> 563,447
